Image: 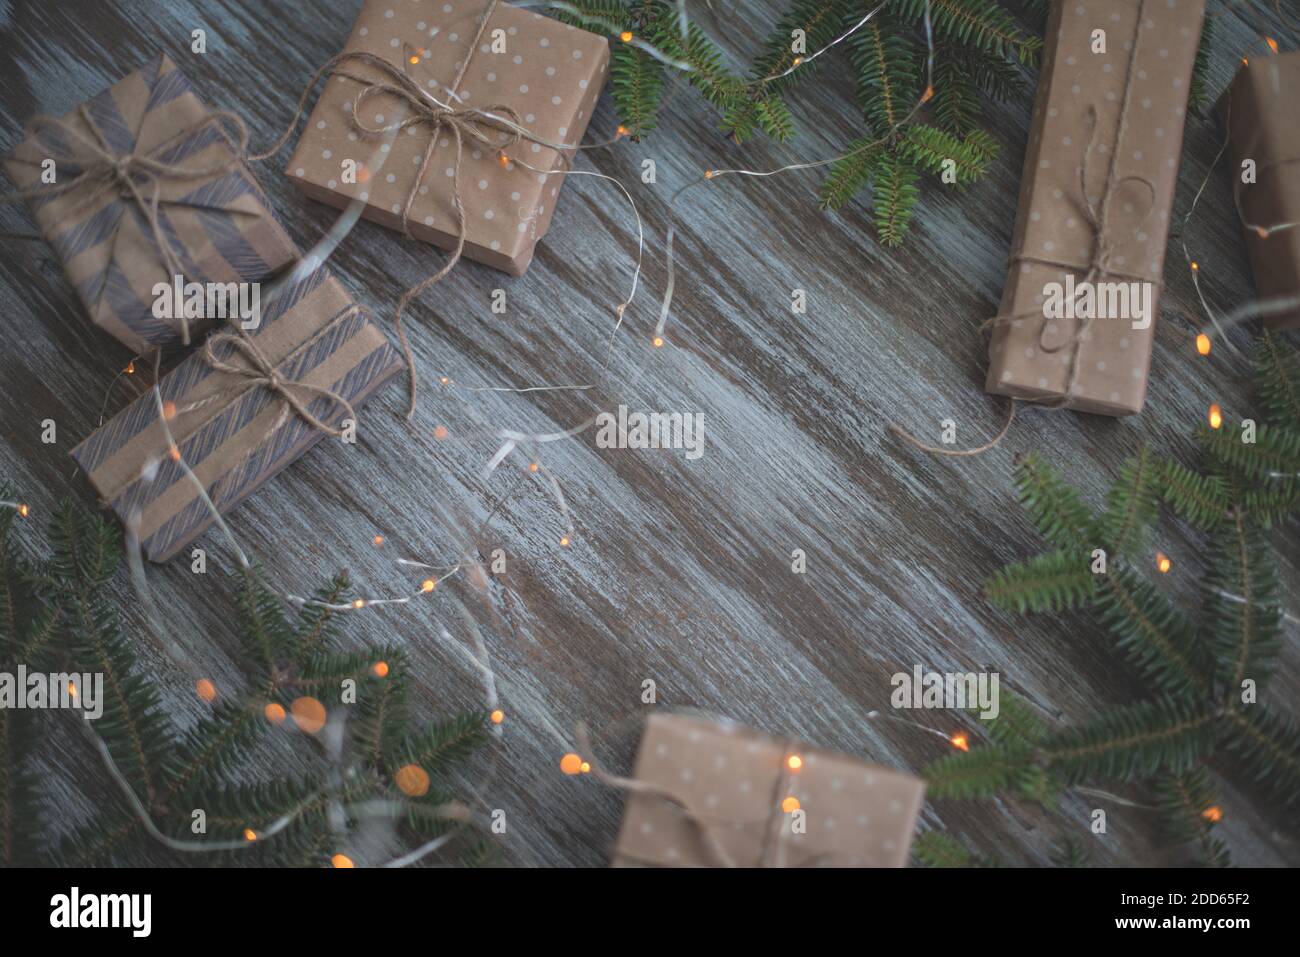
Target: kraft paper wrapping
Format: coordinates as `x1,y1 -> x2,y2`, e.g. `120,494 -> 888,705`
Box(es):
71,268 -> 401,562
1223,50 -> 1300,330
611,713 -> 926,868
3,54 -> 297,354
986,0 -> 1205,416
286,0 -> 610,276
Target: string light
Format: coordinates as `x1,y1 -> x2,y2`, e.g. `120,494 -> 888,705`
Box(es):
395,764 -> 431,797
195,678 -> 216,702
1202,805 -> 1223,822
291,696 -> 327,734
434,425 -> 449,440
652,336 -> 664,347
264,702 -> 287,724
125,361 -> 135,374
781,796 -> 800,813
490,709 -> 505,725
786,754 -> 803,771
331,853 -> 355,868
352,598 -> 366,609
1208,403 -> 1223,429
950,732 -> 969,752
1156,552 -> 1173,574
371,660 -> 390,677
1265,37 -> 1279,54
580,761 -> 591,773
421,578 -> 436,592
619,30 -> 633,42
243,828 -> 258,842
560,752 -> 583,775
16,503 -> 28,518
1195,333 -> 1211,356
373,534 -> 385,546
559,536 -> 570,547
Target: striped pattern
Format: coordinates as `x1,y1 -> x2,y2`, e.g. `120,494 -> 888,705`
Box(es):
3,54 -> 296,353
71,266 -> 402,562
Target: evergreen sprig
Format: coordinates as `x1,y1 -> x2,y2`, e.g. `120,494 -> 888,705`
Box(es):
0,498 -> 488,867
926,332 -> 1300,866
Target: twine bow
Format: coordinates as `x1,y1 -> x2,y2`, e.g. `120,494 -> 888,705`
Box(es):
196,312 -> 359,439
1,103 -> 252,345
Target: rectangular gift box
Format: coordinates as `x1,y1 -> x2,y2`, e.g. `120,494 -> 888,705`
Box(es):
611,713 -> 925,868
3,54 -> 298,354
286,0 -> 609,276
1222,50 -> 1300,330
986,0 -> 1205,416
70,267 -> 402,562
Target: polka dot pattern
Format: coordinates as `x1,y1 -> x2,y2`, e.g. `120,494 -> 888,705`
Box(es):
284,0 -> 611,274
987,0 -> 1200,415
611,714 -> 925,868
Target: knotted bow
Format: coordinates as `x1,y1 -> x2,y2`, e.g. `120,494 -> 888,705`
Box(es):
1,104 -> 252,345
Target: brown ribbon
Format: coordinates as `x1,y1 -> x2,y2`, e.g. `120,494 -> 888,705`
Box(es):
1,104 -> 253,345
253,0 -> 559,419
891,0 -> 1161,455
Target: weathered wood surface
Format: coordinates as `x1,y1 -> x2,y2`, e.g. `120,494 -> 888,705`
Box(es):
0,0 -> 1296,867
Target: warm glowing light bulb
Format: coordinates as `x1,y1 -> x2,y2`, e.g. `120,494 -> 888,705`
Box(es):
922,84 -> 935,102
243,828 -> 258,842
168,445 -> 182,462
264,703 -> 286,725
1190,261 -> 1199,272
291,696 -> 327,734
781,796 -> 800,813
421,579 -> 436,592
125,361 -> 135,374
67,681 -> 78,698
560,752 -> 583,775
332,853 -> 355,868
1256,226 -> 1270,239
616,125 -> 629,137
559,536 -> 570,547
434,425 -> 449,440
950,733 -> 969,752
439,376 -> 450,385
490,709 -> 505,725
652,336 -> 664,348
196,678 -> 217,702
786,754 -> 803,771
16,504 -> 28,518
1195,333 -> 1211,356
1208,402 -> 1223,429
498,152 -> 509,167
371,661 -> 389,678
792,56 -> 803,66
580,761 -> 591,773
1266,37 -> 1279,54
529,462 -> 539,472
162,400 -> 177,420
373,535 -> 385,546
352,598 -> 366,609
409,55 -> 420,65
1242,57 -> 1249,66
1202,805 -> 1223,822
703,169 -> 715,179
619,30 -> 633,42
395,763 -> 431,797
1156,552 -> 1172,574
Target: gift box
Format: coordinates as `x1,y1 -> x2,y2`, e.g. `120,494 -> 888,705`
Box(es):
70,267 -> 402,562
986,0 -> 1205,416
610,713 -> 925,868
3,54 -> 298,353
1222,50 -> 1300,330
285,0 -> 609,276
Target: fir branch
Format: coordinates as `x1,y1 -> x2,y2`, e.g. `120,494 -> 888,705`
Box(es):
1221,706 -> 1300,806
1012,453 -> 1097,550
983,548 -> 1095,613
293,572 -> 351,660
1095,568 -> 1213,697
819,137 -> 884,209
924,742 -> 1031,799
850,11 -> 918,132
609,42 -> 666,139
1198,423 -> 1300,480
1152,767 -> 1231,867
900,125 -> 998,183
1205,511 -> 1280,692
1157,458 -> 1229,529
1096,447 -> 1159,557
871,150 -> 921,246
912,829 -> 1000,866
1255,327 -> 1300,426
976,691 -> 1049,748
384,711 -> 489,780
752,0 -> 856,93
896,0 -> 1042,66
1049,835 -> 1092,868
1042,696 -> 1218,783
928,48 -> 984,134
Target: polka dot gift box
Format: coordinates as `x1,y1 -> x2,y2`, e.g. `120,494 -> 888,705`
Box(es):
985,0 -> 1205,416
609,712 -> 925,868
286,0 -> 609,276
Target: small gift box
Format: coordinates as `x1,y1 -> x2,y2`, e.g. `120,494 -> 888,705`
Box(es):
71,267 -> 402,562
1223,50 -> 1300,330
986,0 -> 1205,416
3,54 -> 297,353
610,713 -> 925,868
286,0 -> 610,276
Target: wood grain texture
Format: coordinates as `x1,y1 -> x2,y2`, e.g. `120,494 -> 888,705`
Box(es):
0,0 -> 1296,867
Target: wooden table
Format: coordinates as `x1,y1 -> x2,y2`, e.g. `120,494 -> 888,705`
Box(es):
1,0 -> 1296,867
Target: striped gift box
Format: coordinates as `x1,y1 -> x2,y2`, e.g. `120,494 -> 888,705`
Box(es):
71,267 -> 402,563
3,54 -> 296,353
